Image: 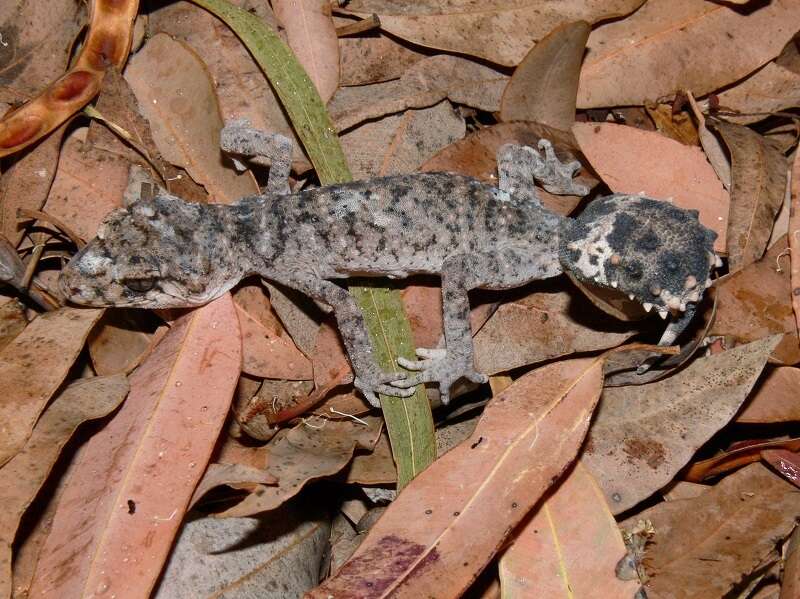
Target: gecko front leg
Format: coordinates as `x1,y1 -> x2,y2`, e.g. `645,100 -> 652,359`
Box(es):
220,119 -> 293,195
271,270 -> 412,407
498,140 -> 589,199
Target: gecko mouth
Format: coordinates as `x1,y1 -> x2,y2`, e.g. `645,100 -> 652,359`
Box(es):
623,252 -> 720,318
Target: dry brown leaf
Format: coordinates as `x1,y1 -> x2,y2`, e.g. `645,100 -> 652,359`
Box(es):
623,463 -> 800,599
644,102 -> 699,147
473,283 -> 638,375
87,309 -> 156,375
573,122 -> 729,251
789,146 -> 800,343
422,122 -> 597,216
0,307 -> 103,467
329,55 -> 508,132
762,449 -> 800,488
0,124 -> 64,247
341,101 -> 465,179
190,462 -> 277,509
43,130 -> 132,240
237,302 -> 313,380
345,432 -> 397,485
0,1 -> 84,103
28,296 -> 241,599
499,21 -> 590,131
125,33 -> 258,203
782,527 -> 800,599
717,40 -> 800,125
0,375 -> 128,599
338,31 -> 424,86
710,237 -> 800,365
577,0 -> 800,108
274,0 -> 339,103
684,438 -> 800,483
499,462 -> 639,598
220,416 -> 383,517
714,122 -> 787,271
0,300 -> 25,351
85,67 -> 198,199
687,92 -> 731,189
342,0 -> 644,67
737,366 -> 800,423
308,356 -> 605,599
583,335 -> 780,515
150,1 -> 312,172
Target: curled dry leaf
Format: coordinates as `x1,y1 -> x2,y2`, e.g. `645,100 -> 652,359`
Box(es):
737,366 -> 800,423
684,437 -> 800,483
577,0 -> 800,109
422,122 -> 597,216
342,0 -> 644,67
710,236 -> 800,365
220,416 -> 383,517
0,307 -> 103,467
623,463 -> 800,599
499,21 -> 591,131
273,0 -> 339,103
329,55 -> 508,132
572,122 -> 728,251
583,335 -> 780,515
499,462 -> 639,598
125,33 -> 259,204
308,356 -> 605,599
28,296 -> 241,599
473,283 -> 638,376
713,121 -> 787,272
0,375 -> 129,599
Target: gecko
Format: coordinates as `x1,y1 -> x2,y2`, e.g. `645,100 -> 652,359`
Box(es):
59,121 -> 719,406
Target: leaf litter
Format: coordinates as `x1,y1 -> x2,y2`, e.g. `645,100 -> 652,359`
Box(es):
1,1 -> 800,597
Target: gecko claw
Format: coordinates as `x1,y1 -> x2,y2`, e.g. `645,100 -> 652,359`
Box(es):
392,348 -> 488,404
353,371 -> 414,407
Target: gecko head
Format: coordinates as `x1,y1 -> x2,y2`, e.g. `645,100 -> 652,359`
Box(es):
60,194 -> 244,308
558,194 -> 719,318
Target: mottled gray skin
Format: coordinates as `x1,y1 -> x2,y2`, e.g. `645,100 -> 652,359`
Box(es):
60,126 -> 718,407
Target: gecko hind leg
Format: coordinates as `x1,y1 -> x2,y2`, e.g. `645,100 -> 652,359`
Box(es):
497,140 -> 589,201
270,270 -> 412,407
220,119 -> 293,195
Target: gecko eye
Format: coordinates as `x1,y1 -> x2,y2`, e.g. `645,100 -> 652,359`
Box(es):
123,277 -> 156,293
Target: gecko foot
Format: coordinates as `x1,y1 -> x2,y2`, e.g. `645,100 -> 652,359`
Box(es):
392,348 -> 488,404
353,371 -> 415,408
534,139 -> 589,197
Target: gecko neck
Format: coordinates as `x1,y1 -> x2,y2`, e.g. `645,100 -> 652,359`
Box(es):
227,195 -> 276,274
